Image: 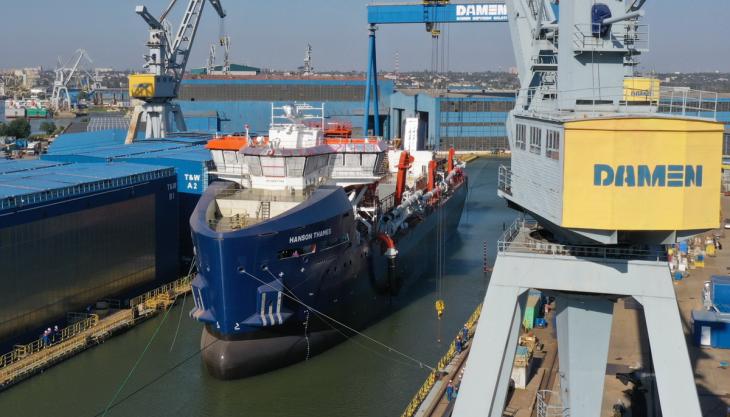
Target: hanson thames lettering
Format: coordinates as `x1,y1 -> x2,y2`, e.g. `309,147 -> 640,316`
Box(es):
455,4 -> 508,21
594,164 -> 703,187
289,228 -> 332,244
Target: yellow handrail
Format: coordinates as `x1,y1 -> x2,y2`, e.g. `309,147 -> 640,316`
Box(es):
130,275 -> 192,310
400,303 -> 483,417
0,314 -> 99,370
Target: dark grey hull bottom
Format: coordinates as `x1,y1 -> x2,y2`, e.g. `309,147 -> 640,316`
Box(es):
201,326 -> 342,379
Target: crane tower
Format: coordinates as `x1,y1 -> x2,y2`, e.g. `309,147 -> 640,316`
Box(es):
454,1 -> 722,416
126,0 -> 226,142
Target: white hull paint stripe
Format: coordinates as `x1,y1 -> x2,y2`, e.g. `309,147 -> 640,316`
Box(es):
260,292 -> 268,326
276,291 -> 283,325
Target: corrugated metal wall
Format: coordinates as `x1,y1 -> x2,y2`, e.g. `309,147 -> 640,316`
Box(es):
0,196 -> 155,340
0,172 -> 179,343
438,98 -> 513,151
179,84 -> 366,102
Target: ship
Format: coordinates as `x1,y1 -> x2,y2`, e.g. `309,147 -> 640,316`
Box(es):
189,103 -> 468,379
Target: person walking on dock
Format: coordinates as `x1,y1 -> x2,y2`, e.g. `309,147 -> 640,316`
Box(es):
456,335 -> 463,354
42,329 -> 50,347
446,380 -> 455,402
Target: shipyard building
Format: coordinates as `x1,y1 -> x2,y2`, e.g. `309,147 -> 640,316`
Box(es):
0,160 -> 178,343
43,132 -> 214,266
390,90 -> 515,151
176,77 -> 394,137
175,77 -> 517,152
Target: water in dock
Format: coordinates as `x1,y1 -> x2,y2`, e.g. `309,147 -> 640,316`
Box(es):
0,158 -> 515,417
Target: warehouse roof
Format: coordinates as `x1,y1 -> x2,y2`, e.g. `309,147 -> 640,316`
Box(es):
0,162 -> 175,213
0,159 -> 69,175
125,146 -> 212,162
48,130 -> 212,156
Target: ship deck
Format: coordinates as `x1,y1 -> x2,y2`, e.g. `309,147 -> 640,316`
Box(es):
209,187 -> 310,232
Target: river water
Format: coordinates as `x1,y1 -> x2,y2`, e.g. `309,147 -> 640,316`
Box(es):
0,158 -> 516,417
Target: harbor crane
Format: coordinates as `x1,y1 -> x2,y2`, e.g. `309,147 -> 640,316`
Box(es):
50,49 -> 94,111
126,0 -> 226,143
451,0 -> 720,416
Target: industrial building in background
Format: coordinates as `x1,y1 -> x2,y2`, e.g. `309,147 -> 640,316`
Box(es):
390,89 -> 514,151
176,76 -> 394,137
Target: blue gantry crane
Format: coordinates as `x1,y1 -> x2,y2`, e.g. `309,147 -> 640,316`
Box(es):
363,1 -> 508,136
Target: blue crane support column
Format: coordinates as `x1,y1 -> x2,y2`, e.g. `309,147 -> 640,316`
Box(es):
372,28 -> 381,137
363,2 -> 508,138
364,25 -> 381,137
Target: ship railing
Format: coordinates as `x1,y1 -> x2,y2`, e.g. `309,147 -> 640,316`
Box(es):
0,314 -> 99,370
658,87 -> 719,118
378,192 -> 396,214
572,22 -> 649,52
497,218 -> 667,261
498,165 -> 512,195
536,390 -> 564,417
210,213 -> 258,231
516,84 -> 719,120
531,53 -> 558,66
331,168 -> 379,178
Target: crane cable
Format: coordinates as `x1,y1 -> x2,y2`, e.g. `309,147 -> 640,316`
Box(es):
101,303 -> 174,417
246,268 -> 438,372
95,263 -> 436,415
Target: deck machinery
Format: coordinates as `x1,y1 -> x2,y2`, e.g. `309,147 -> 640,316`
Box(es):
454,1 -> 722,417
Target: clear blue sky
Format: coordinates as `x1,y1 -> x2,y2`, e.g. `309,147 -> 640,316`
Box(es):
0,0 -> 728,73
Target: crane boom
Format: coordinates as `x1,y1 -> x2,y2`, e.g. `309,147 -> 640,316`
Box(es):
135,5 -> 164,30
168,0 -> 226,94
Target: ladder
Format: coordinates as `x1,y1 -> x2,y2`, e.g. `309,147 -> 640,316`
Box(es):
260,201 -> 271,220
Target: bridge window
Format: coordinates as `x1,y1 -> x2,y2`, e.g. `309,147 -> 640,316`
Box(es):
515,124 -> 527,150
546,130 -> 560,160
529,127 -> 542,155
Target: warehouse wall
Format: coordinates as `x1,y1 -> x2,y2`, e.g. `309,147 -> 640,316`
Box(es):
390,91 -> 515,151
176,79 -> 394,137
0,176 -> 178,344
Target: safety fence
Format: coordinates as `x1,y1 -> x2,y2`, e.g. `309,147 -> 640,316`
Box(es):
498,217 -> 667,261
536,390 -> 564,417
130,275 -> 193,313
400,303 -> 483,417
0,314 -> 99,370
0,274 -> 193,389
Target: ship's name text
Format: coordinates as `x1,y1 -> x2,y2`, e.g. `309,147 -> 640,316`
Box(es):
289,228 -> 332,244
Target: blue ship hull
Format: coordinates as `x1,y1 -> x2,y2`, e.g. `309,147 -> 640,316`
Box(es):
190,179 -> 468,379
